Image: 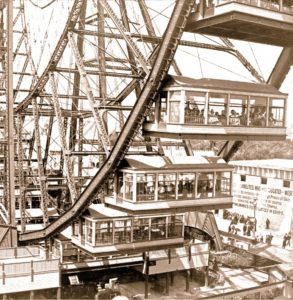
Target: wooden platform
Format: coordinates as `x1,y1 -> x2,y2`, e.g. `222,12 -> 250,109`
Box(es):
185,1 -> 293,46
143,122 -> 287,141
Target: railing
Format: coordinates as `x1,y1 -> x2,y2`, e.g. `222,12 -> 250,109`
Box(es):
217,0 -> 293,15
0,259 -> 60,281
0,246 -> 40,260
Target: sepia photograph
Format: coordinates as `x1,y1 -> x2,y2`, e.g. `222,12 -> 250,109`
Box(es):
0,0 -> 293,299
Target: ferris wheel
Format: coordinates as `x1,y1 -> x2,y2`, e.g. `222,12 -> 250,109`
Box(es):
0,0 -> 291,243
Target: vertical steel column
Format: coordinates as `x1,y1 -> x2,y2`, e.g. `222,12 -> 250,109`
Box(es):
32,98 -> 48,225
69,1 -> 86,186
17,115 -> 26,232
6,0 -> 16,246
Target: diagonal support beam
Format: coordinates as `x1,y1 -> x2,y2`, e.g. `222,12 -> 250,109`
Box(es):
49,73 -> 78,203
68,32 -> 110,155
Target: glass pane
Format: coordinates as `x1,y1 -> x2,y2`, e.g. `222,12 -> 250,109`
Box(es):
229,95 -> 248,126
215,172 -> 231,196
169,91 -> 181,100
133,218 -> 149,242
136,173 -> 156,202
269,98 -> 285,127
249,96 -> 267,127
114,219 -> 132,244
86,220 -> 93,244
160,92 -> 167,122
167,215 -> 183,238
197,172 -> 214,198
151,216 -> 167,240
208,93 -> 227,125
125,173 -> 133,201
95,221 -> 113,245
178,173 -> 195,200
184,91 -> 205,124
158,173 -> 176,200
117,172 -> 123,200
168,101 -> 180,123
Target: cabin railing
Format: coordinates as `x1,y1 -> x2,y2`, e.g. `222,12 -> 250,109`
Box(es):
215,0 -> 293,15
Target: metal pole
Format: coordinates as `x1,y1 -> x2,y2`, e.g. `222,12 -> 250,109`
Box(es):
7,0 -> 16,246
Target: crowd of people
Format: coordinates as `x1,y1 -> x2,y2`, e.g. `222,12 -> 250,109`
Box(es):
223,211 -> 293,249
184,101 -> 280,127
282,233 -> 291,249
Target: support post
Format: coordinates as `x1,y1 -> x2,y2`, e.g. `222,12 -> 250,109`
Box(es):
185,270 -> 190,292
6,0 -> 17,247
144,274 -> 149,299
165,273 -> 169,295
2,263 -> 5,285
31,260 -> 34,282
170,272 -> 174,286
204,266 -> 209,287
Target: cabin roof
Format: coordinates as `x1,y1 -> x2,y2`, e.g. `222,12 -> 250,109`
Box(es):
163,75 -> 286,96
86,204 -> 128,219
120,155 -> 232,171
230,159 -> 293,172
15,207 -> 59,219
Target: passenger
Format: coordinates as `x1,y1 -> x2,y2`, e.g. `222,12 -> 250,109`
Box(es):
219,109 -> 227,125
268,113 -> 276,127
185,100 -> 199,124
253,107 -> 266,126
229,110 -> 240,126
208,109 -> 221,125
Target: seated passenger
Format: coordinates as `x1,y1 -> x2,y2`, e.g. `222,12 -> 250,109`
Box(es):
208,109 -> 221,125
268,113 -> 276,127
229,110 -> 240,126
219,110 -> 227,125
185,100 -> 200,124
252,107 -> 266,126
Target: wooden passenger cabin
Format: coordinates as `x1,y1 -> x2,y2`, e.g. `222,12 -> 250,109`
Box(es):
104,155 -> 233,213
143,76 -> 287,141
70,204 -> 185,255
185,0 -> 293,47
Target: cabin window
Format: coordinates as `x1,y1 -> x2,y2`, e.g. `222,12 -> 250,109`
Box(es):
269,98 -> 284,127
72,221 -> 79,237
114,219 -> 132,244
151,216 -> 167,240
197,172 -> 214,197
184,91 -> 205,124
240,174 -> 246,182
168,91 -> 181,123
95,221 -> 113,245
208,93 -> 227,125
283,180 -> 290,188
167,215 -> 183,238
117,172 -> 124,200
133,218 -> 150,242
159,92 -> 167,122
125,173 -> 133,201
249,96 -> 267,127
215,171 -> 231,196
229,95 -> 248,126
85,220 -> 93,244
261,177 -> 267,185
136,173 -> 155,202
178,173 -> 195,200
158,173 -> 176,200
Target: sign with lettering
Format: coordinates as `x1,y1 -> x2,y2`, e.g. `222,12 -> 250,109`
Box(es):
233,179 -> 293,232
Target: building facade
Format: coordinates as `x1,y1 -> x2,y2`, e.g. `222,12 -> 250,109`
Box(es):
230,159 -> 293,233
